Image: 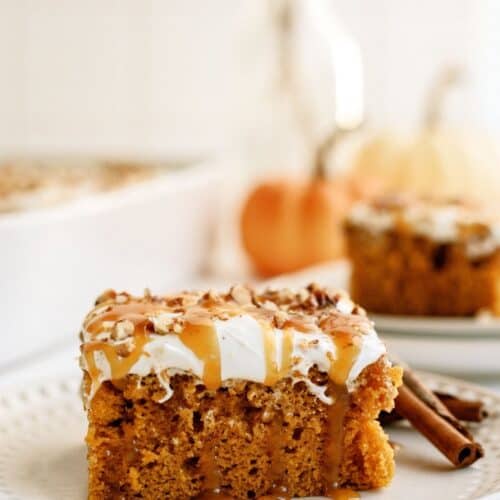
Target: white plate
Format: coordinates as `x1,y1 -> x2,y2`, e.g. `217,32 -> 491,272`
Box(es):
265,260 -> 351,292
372,315 -> 500,338
0,372 -> 499,500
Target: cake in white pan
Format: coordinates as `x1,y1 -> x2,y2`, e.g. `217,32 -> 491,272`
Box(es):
0,159 -> 165,213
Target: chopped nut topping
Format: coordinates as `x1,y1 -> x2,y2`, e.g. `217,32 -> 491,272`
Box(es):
352,305 -> 366,316
115,294 -> 128,304
115,337 -> 136,356
112,319 -> 135,340
304,294 -> 319,309
182,293 -> 202,307
261,300 -> 278,311
279,288 -> 296,302
173,321 -> 184,334
152,313 -> 176,335
167,296 -> 184,307
273,310 -> 288,329
85,283 -> 372,345
230,284 -> 252,306
94,331 -> 112,342
95,289 -> 116,305
202,289 -> 220,303
325,287 -> 340,303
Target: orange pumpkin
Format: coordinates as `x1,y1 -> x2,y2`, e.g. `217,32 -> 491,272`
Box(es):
241,177 -> 354,277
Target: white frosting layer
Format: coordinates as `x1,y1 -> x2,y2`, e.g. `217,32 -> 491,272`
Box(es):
132,335 -> 204,378
348,204 -> 396,234
348,202 -> 500,259
84,314 -> 386,405
216,315 -> 267,382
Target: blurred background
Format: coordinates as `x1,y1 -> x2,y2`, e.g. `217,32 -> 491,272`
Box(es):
2,0 -> 500,157
1,0 -> 499,380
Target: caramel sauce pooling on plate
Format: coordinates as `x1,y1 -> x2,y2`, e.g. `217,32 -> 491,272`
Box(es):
327,488 -> 360,500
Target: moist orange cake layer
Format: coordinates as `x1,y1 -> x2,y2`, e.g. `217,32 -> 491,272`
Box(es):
80,284 -> 401,498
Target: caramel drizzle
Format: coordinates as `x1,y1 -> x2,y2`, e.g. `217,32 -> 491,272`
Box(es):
197,489 -> 358,499
280,328 -> 294,376
82,350 -> 101,402
326,488 -> 360,500
328,331 -> 362,386
179,322 -> 221,390
323,330 -> 362,491
83,303 -> 159,389
197,444 -> 222,498
266,412 -> 286,493
83,330 -> 149,380
262,323 -> 279,386
262,325 -> 294,388
83,302 -> 163,382
324,386 -> 350,489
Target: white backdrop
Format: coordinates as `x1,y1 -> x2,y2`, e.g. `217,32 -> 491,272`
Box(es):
0,0 -> 499,158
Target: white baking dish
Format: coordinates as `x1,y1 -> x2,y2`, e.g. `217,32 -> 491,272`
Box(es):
0,159 -> 222,368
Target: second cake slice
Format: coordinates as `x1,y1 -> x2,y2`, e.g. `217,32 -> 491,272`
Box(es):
345,195 -> 500,316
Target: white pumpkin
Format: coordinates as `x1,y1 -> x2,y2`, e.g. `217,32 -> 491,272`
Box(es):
351,68 -> 500,202
352,128 -> 500,201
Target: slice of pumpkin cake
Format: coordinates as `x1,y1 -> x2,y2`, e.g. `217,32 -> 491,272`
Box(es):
80,284 -> 401,499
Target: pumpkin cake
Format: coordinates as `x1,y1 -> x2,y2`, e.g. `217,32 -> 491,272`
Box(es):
80,284 -> 401,499
0,158 -> 165,213
345,195 -> 500,316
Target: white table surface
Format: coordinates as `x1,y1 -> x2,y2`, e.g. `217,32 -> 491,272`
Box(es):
0,343 -> 80,389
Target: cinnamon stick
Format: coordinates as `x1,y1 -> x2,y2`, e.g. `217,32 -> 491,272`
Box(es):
402,365 -> 474,440
395,385 -> 484,467
380,391 -> 488,425
434,392 -> 488,423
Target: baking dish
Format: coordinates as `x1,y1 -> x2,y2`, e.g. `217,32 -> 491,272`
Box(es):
0,158 -> 221,368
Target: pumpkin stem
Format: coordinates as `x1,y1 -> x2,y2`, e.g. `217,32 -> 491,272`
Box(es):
424,66 -> 462,130
313,127 -> 352,180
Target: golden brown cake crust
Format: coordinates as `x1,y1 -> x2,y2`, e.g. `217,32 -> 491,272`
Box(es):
85,359 -> 401,499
